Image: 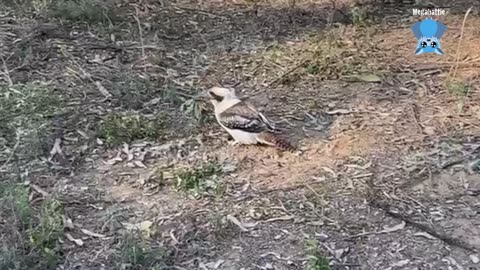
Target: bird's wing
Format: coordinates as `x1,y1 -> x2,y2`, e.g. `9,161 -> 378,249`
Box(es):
218,101 -> 275,133
435,21 -> 447,39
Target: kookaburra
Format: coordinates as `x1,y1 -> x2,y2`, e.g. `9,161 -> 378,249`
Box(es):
200,87 -> 294,151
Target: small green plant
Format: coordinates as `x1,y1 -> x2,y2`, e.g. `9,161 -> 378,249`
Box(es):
49,0 -> 117,24
175,161 -> 224,198
350,5 -> 374,27
180,98 -> 210,124
446,77 -> 470,112
305,239 -> 331,270
0,183 -> 64,269
446,78 -> 470,97
28,199 -> 64,268
98,112 -> 164,146
305,63 -> 320,75
117,230 -> 168,269
0,82 -> 64,159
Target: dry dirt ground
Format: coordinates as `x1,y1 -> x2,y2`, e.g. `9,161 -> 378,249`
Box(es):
1,0 -> 480,269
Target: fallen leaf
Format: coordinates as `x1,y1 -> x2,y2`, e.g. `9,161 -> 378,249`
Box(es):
325,109 -> 353,115
134,160 -> 147,168
145,97 -> 161,106
423,126 -> 436,135
63,216 -> 75,230
169,230 -> 179,245
382,221 -> 406,233
80,228 -> 106,239
65,233 -> 84,246
392,259 -> 410,267
104,156 -> 123,165
49,138 -> 63,156
226,214 -> 250,232
469,254 -> 479,264
94,81 -> 112,98
30,184 -> 49,197
414,232 -> 436,240
222,162 -> 237,173
76,130 -> 89,139
263,215 -> 295,223
348,74 -> 382,83
125,220 -> 153,237
204,259 -> 225,269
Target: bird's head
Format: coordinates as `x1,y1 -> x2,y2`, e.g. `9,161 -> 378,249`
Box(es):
195,87 -> 238,106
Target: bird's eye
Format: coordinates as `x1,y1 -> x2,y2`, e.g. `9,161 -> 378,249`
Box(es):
421,41 -> 427,48
430,41 -> 437,48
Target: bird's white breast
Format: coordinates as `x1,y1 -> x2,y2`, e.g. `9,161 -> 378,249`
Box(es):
213,98 -> 260,145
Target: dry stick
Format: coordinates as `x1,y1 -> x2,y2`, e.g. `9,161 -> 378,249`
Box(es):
61,47 -> 112,98
267,59 -> 310,87
1,55 -> 13,86
370,199 -> 477,252
449,6 -> 473,78
132,6 -> 146,74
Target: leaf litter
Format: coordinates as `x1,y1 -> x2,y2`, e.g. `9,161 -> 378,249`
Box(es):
2,0 -> 480,269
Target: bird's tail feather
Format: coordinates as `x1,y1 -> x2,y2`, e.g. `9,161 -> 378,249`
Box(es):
257,132 -> 295,151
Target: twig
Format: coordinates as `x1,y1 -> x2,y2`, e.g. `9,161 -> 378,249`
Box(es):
449,6 -> 473,78
370,199 -> 477,252
30,184 -> 49,197
1,55 -> 13,86
410,103 -> 423,133
440,144 -> 480,169
173,5 -> 229,19
330,0 -> 354,25
226,214 -> 250,232
267,59 -> 309,87
60,47 -> 112,98
132,6 -> 146,73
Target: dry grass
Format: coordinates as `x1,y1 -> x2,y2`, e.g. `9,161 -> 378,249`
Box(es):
1,0 -> 480,269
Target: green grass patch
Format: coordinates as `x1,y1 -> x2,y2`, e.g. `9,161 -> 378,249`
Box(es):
97,112 -> 165,146
349,5 -> 375,27
305,239 -> 331,270
116,230 -> 170,270
0,81 -> 64,159
445,77 -> 471,113
4,0 -> 118,24
49,0 -> 117,24
0,183 -> 64,270
446,77 -> 470,97
175,161 -> 224,198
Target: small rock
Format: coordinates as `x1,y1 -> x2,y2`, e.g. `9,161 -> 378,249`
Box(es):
470,254 -> 479,264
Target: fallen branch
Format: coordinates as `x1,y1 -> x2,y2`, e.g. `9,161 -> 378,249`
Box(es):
60,47 -> 112,98
369,199 -> 477,252
132,6 -> 146,73
267,59 -> 309,87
